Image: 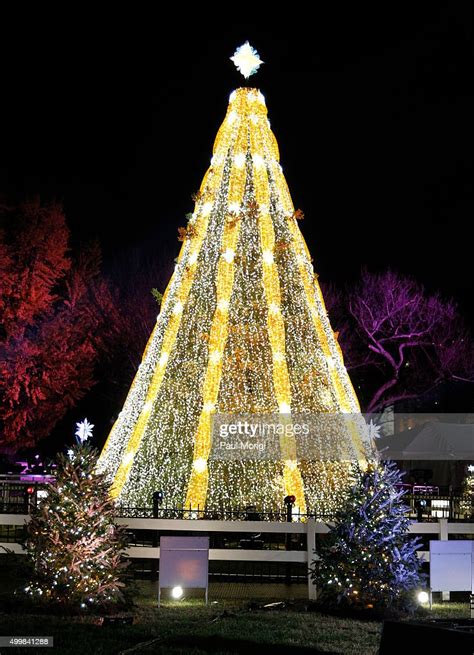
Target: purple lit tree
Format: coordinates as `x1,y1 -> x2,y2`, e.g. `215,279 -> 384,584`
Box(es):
310,461 -> 424,610
323,270 -> 473,412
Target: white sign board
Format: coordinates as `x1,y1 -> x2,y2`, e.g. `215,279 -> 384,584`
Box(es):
158,536 -> 209,605
429,540 -> 473,592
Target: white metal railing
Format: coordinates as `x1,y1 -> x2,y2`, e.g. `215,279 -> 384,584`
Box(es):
2,515 -> 474,600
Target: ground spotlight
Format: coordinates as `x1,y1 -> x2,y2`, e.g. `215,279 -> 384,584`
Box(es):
417,591 -> 429,604
171,586 -> 183,599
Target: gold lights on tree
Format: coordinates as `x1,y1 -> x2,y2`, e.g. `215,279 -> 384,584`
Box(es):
96,62 -> 372,515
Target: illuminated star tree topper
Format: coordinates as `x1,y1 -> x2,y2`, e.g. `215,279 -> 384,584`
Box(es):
230,41 -> 263,79
75,418 -> 94,444
367,419 -> 382,442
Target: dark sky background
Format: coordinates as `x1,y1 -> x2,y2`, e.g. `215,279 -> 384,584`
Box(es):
1,6 -> 472,323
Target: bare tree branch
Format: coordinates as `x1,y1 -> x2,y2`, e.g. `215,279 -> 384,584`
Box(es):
323,270 -> 474,412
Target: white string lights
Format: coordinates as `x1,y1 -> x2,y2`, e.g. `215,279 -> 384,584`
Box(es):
96,88 -> 371,515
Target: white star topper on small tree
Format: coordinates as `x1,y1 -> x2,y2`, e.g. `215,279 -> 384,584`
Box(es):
367,419 -> 382,441
230,42 -> 263,79
75,418 -> 94,444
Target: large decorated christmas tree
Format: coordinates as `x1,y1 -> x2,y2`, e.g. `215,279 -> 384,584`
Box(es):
97,44 -> 372,513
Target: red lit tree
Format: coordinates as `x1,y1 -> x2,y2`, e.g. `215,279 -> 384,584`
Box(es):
323,270 -> 474,412
0,200 -> 117,452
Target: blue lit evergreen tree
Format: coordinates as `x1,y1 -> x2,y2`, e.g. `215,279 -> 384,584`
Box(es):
310,461 -> 423,610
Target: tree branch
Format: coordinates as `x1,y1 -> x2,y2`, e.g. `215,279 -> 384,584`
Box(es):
367,377 -> 399,413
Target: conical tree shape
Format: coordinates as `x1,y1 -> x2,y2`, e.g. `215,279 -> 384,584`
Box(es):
97,88 -> 372,514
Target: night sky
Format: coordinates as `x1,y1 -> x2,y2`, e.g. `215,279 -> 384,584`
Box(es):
2,6 -> 473,323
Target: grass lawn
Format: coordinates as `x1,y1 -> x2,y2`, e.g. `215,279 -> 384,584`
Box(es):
0,565 -> 470,654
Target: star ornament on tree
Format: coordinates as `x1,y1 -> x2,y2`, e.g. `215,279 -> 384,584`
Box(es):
75,418 -> 94,444
367,419 -> 382,441
230,42 -> 263,79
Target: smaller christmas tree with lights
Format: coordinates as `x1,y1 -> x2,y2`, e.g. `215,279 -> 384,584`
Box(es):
460,464 -> 474,518
310,461 -> 423,612
24,422 -> 129,610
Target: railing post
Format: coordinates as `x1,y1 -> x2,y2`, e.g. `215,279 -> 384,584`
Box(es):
307,518 -> 317,600
439,518 -> 450,601
284,500 -> 293,584
439,517 -> 448,541
23,487 -> 29,515
151,492 -> 162,581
